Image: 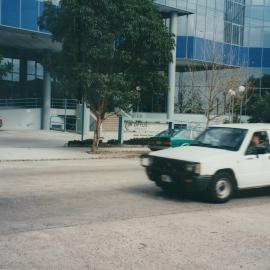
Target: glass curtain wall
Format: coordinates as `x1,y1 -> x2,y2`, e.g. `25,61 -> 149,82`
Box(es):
174,0 -> 270,115
0,0 -> 48,32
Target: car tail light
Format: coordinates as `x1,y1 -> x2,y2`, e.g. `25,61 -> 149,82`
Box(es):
163,140 -> 171,146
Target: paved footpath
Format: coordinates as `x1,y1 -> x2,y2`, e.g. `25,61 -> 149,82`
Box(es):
0,130 -> 148,161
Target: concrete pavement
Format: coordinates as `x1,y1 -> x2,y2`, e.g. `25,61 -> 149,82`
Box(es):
0,130 -> 149,161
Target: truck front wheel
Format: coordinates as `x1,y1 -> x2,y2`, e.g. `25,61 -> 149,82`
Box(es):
208,172 -> 233,203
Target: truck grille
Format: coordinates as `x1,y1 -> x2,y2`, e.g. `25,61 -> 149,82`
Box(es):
150,156 -> 194,182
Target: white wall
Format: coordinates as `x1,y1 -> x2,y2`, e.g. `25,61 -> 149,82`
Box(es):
0,108 -> 42,129
0,108 -> 77,130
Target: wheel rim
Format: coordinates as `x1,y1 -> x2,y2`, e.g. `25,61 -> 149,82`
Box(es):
215,178 -> 231,199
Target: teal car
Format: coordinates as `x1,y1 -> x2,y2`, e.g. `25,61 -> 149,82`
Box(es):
148,128 -> 199,151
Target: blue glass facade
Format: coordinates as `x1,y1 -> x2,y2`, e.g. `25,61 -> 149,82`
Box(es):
0,0 -> 47,32
173,0 -> 270,70
0,0 -> 268,69
0,0 -> 269,98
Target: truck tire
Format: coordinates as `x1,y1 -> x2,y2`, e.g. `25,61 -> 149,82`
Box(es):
208,171 -> 233,203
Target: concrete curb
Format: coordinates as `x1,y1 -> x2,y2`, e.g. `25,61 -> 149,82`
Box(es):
0,151 -> 149,162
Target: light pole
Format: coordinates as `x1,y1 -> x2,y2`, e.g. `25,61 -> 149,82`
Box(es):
228,89 -> 236,123
238,85 -> 246,123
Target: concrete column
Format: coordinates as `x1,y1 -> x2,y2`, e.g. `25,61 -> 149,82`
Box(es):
42,69 -> 51,130
82,101 -> 90,139
118,116 -> 124,144
167,12 -> 178,130
76,101 -> 90,140
19,58 -> 27,97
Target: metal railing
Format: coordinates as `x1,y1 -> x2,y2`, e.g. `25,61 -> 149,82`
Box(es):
0,98 -> 41,108
51,98 -> 77,110
0,98 -> 78,109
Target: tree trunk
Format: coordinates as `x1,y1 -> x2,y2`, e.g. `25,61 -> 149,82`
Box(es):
92,114 -> 100,152
91,98 -> 105,152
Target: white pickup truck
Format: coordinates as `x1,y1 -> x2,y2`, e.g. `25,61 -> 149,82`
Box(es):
142,124 -> 270,203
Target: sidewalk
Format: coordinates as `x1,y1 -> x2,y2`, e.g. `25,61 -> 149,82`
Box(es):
0,130 -> 149,162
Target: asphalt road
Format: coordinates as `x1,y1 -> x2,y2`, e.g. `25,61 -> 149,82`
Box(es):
1,158 -> 270,270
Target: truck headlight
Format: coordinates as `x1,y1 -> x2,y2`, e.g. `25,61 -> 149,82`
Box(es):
186,163 -> 201,174
141,156 -> 153,167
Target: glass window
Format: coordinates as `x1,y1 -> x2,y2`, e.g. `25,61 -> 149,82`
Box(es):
249,27 -> 263,47
178,16 -> 187,36
205,9 -> 215,40
175,130 -> 192,139
27,61 -> 44,81
21,0 -> 38,31
224,22 -> 232,43
36,63 -> 44,79
246,131 -> 270,155
216,0 -> 225,11
2,58 -> 12,81
187,14 -> 196,36
215,12 -> 224,42
263,27 -> 270,48
187,0 -> 196,10
2,58 -> 20,82
27,60 -> 36,81
1,0 -> 20,27
251,0 -> 264,4
196,14 -> 206,38
156,129 -> 183,137
207,0 -> 216,9
264,7 -> 270,27
13,59 -> 20,74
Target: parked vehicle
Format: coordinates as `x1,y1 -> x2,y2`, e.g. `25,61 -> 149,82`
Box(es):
142,124 -> 270,203
148,128 -> 199,151
0,117 -> 2,128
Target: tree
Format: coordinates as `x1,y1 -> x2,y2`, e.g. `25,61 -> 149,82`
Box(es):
182,43 -> 253,126
176,73 -> 203,114
248,91 -> 270,123
40,0 -> 174,151
0,55 -> 12,78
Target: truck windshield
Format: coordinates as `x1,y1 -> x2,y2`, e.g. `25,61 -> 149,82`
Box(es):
190,127 -> 248,151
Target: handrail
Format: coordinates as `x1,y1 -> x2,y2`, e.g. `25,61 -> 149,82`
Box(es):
0,98 -> 77,109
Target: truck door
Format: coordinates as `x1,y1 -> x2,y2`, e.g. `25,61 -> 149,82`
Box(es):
237,131 -> 270,188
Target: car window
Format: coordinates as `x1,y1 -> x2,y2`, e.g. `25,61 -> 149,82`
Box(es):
174,130 -> 191,139
156,129 -> 184,137
245,131 -> 270,155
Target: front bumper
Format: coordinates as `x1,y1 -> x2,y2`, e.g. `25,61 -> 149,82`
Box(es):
143,156 -> 212,192
146,167 -> 211,192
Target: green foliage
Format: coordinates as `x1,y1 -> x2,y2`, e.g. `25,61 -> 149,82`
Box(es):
68,137 -> 149,147
248,91 -> 270,123
107,138 -> 150,145
0,55 -> 12,78
40,0 -> 174,112
68,139 -> 94,147
124,137 -> 150,145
